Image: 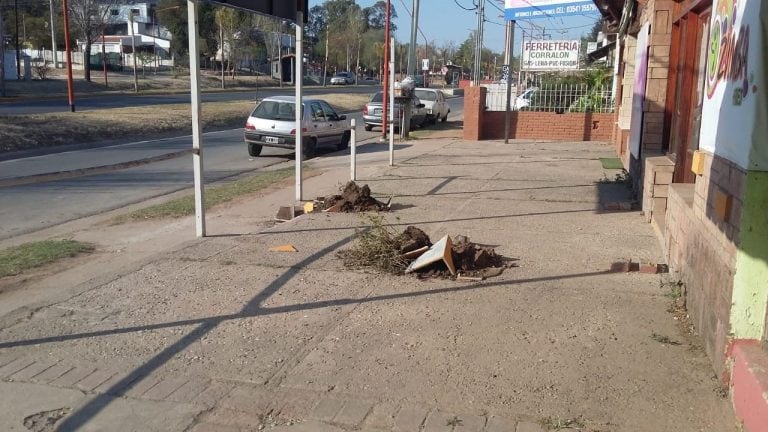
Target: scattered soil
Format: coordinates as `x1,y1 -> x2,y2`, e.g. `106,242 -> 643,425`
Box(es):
323,181 -> 390,212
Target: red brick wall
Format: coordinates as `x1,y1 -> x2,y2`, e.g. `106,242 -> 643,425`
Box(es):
481,111 -> 614,141
463,86 -> 614,142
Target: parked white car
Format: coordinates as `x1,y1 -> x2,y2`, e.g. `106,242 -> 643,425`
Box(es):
244,96 -> 351,157
414,88 -> 450,124
330,72 -> 355,85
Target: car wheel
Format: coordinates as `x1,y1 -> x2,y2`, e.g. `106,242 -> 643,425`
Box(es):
441,111 -> 449,122
248,143 -> 262,157
302,138 -> 316,159
337,131 -> 350,150
364,124 -> 373,131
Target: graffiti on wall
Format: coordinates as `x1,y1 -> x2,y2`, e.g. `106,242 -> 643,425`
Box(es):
706,0 -> 756,105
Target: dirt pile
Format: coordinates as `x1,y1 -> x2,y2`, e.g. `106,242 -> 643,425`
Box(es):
322,181 -> 390,212
339,219 -> 511,280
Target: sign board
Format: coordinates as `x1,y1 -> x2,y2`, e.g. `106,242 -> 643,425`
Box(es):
504,0 -> 597,20
521,40 -> 580,71
500,65 -> 510,83
422,58 -> 429,71
211,0 -> 308,22
587,42 -> 598,53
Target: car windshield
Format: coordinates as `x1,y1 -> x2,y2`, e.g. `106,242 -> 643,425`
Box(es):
414,90 -> 436,101
334,73 -> 347,77
371,92 -> 383,103
251,100 -> 302,121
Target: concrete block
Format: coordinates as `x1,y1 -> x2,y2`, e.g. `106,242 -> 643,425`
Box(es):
0,358 -> 34,378
8,359 -> 60,381
363,402 -> 397,429
50,366 -> 96,388
655,170 -> 674,185
333,399 -> 373,427
713,188 -> 733,222
75,368 -> 118,392
124,374 -> 163,398
142,377 -> 189,400
485,416 -> 516,431
654,184 -> 669,198
29,362 -> 73,384
310,398 -> 344,422
394,405 -> 429,431
165,378 -> 211,403
192,381 -> 234,408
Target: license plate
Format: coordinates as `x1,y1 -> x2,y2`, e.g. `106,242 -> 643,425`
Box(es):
374,109 -> 381,115
265,136 -> 279,144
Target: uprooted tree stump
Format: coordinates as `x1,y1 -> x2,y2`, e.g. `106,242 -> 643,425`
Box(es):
322,181 -> 390,212
338,217 -> 512,280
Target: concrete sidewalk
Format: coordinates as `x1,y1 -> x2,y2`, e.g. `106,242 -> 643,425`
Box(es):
0,136 -> 737,432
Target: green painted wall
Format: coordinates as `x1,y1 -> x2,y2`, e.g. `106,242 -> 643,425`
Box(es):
732,171 -> 768,339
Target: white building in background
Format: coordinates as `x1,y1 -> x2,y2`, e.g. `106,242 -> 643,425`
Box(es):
77,1 -> 172,58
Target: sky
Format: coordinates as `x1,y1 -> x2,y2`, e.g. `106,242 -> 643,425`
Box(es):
307,0 -> 603,56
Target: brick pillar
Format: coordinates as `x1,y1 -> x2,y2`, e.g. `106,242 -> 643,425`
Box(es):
463,86 -> 486,141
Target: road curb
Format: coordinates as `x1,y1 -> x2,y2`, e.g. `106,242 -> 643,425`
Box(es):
0,149 -> 191,188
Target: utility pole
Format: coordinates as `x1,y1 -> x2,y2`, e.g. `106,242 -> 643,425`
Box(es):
473,0 -> 485,85
187,0 -> 205,237
62,0 -> 75,111
14,0 -> 20,79
402,0 -> 419,138
323,25 -> 328,86
503,20 -> 515,144
381,0 -> 390,141
49,0 -> 57,68
129,13 -> 138,93
0,5 -> 6,96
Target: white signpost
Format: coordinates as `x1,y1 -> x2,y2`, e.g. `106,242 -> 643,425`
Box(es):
422,58 -> 429,71
521,40 -> 580,71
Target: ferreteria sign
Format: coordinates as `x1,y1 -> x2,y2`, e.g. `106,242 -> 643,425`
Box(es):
521,40 -> 580,71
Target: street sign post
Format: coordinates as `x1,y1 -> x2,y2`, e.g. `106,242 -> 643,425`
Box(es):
422,58 -> 429,71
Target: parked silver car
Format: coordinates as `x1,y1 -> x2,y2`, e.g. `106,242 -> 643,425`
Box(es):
362,91 -> 427,131
330,72 -> 355,85
414,88 -> 450,124
244,96 -> 351,157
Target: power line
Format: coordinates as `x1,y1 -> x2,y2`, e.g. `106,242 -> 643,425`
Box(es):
453,0 -> 477,11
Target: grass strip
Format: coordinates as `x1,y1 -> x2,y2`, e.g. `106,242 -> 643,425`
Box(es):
600,157 -> 624,170
113,168 -> 295,223
0,240 -> 94,278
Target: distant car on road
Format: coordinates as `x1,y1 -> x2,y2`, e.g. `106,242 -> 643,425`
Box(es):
362,91 -> 427,131
244,96 -> 351,158
330,72 -> 355,85
414,88 -> 450,124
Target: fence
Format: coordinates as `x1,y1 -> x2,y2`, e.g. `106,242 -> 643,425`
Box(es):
483,80 -> 615,113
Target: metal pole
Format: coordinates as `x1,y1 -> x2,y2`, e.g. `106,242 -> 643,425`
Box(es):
0,6 -> 5,97
407,0 -> 418,76
62,0 -> 75,111
295,10 -> 304,202
129,14 -> 138,92
219,20 -> 224,88
188,0 -> 205,237
101,28 -> 107,87
389,35 -> 394,166
381,0 -> 390,140
323,25 -> 328,86
350,118 -> 356,181
504,20 -> 515,144
49,0 -> 57,68
14,0 -> 20,79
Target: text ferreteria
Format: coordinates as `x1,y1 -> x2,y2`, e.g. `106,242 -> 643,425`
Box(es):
524,41 -> 579,51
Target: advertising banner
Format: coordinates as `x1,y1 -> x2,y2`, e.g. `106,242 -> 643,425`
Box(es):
504,0 -> 597,20
521,40 -> 580,71
699,0 -> 766,171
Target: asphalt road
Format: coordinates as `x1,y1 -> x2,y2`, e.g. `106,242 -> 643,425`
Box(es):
0,97 -> 464,240
0,84 -> 380,115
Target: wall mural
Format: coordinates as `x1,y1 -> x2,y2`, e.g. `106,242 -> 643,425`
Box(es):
706,0 -> 756,105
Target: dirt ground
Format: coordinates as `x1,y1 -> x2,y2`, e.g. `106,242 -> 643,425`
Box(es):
0,139 -> 737,431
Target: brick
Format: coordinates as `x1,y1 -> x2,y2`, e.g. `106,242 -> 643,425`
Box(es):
165,378 -> 211,403
333,399 -> 373,427
363,402 -> 397,430
310,398 -> 344,422
124,374 -> 164,398
142,376 -> 189,400
50,366 -> 96,387
394,406 -> 428,431
189,422 -> 241,432
193,381 -> 234,408
29,363 -> 73,384
75,368 -> 118,392
93,370 -> 136,395
459,414 -> 487,431
9,359 -> 60,381
423,410 -> 455,432
486,416 -> 516,432
0,357 -> 34,378
516,421 -> 546,432
220,386 -> 273,413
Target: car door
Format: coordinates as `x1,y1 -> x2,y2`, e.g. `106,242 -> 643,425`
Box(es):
438,91 -> 448,117
320,101 -> 345,142
309,101 -> 329,143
